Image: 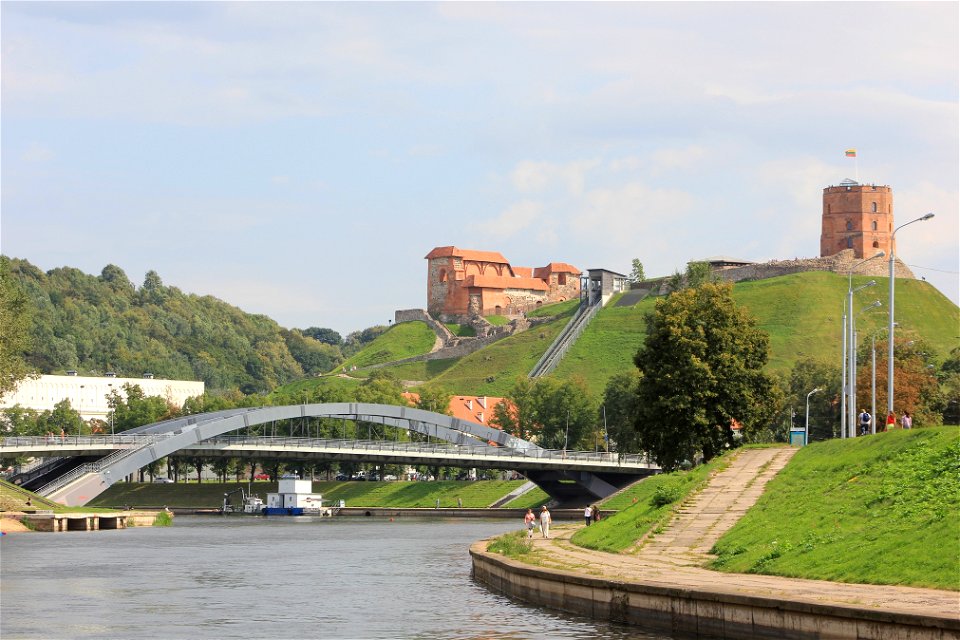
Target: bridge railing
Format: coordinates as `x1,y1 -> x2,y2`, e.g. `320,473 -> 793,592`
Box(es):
193,436 -> 654,467
33,435 -> 171,497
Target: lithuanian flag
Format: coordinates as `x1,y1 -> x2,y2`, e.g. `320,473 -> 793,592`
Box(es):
845,149 -> 857,158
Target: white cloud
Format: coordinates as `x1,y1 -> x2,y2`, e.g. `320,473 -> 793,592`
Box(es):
473,200 -> 544,239
511,160 -> 600,196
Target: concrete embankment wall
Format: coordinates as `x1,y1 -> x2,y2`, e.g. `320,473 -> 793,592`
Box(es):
470,543 -> 957,640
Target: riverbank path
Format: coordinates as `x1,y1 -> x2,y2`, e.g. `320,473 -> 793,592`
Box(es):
527,446 -> 959,621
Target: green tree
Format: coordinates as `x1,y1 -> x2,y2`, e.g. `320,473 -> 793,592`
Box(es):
109,383 -> 177,432
532,377 -> 597,450
41,399 -> 84,437
0,256 -> 35,397
414,385 -> 452,415
302,327 -> 343,346
785,358 -> 840,442
600,371 -> 641,452
629,259 -> 646,283
491,377 -> 538,441
634,282 -> 777,470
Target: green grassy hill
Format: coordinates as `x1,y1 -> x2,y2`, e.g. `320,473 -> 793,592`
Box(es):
553,272 -> 958,397
710,427 -> 959,590
333,321 -> 437,372
278,271 -> 957,400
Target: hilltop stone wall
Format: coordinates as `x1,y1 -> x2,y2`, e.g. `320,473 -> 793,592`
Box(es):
715,250 -> 913,285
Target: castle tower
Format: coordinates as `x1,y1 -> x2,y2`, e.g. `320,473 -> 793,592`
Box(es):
820,180 -> 894,259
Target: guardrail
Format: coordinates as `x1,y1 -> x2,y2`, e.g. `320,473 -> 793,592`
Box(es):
529,296 -> 601,378
33,435 -> 170,497
189,436 -> 653,467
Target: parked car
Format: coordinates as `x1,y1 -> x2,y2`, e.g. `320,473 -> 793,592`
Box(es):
335,474 -> 349,481
253,473 -> 270,480
153,477 -> 174,483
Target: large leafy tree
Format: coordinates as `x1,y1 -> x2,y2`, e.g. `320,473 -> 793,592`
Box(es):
491,377 -> 538,442
108,383 -> 178,432
491,376 -> 596,449
0,256 -> 35,398
634,282 -> 777,470
784,358 -> 839,442
600,371 -> 641,452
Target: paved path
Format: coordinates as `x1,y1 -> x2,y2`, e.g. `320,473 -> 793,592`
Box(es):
528,447 -> 959,621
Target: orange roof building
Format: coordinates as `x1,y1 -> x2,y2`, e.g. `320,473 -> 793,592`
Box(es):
402,392 -> 511,429
425,246 -> 581,320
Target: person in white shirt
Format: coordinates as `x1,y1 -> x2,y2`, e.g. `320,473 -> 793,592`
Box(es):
539,506 -> 552,539
584,505 -> 593,526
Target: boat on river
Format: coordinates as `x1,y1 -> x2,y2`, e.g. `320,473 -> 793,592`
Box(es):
222,475 -> 340,516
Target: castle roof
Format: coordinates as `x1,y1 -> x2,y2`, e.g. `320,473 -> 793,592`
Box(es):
425,246 -> 510,264
465,274 -> 549,291
533,262 -> 581,277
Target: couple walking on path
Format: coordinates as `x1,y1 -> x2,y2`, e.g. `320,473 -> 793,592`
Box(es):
524,506 -> 552,538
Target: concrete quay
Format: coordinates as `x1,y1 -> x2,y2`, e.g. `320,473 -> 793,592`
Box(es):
2,509 -> 165,532
471,447 -> 960,639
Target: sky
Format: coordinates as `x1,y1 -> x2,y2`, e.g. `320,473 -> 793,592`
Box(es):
2,2 -> 957,336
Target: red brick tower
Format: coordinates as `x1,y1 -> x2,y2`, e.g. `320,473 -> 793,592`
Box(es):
820,180 -> 894,258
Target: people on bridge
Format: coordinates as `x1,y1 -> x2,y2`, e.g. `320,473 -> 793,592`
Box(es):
539,505 -> 552,539
584,505 -> 593,526
524,509 -> 536,538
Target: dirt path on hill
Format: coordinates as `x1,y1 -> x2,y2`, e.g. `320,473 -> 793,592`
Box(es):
519,447 -> 959,620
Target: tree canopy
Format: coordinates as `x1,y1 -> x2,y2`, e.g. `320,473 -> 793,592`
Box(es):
633,282 -> 778,470
0,256 -> 35,398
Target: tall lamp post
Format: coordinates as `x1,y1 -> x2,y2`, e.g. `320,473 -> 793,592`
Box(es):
847,251 -> 884,438
888,213 -> 935,417
805,387 -> 822,445
851,300 -> 882,437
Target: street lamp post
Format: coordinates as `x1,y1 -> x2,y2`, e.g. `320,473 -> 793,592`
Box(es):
851,300 -> 882,437
805,388 -> 822,445
841,313 -> 847,439
871,337 -> 877,435
847,252 -> 884,437
888,213 -> 935,417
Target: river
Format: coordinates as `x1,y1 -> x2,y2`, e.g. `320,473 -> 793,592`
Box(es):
1,515 -> 670,639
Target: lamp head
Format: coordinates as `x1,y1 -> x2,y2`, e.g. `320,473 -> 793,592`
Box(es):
874,251 -> 885,258
921,212 -> 935,221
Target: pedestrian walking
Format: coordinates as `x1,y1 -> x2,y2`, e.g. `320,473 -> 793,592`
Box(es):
858,409 -> 871,436
524,508 -> 536,538
591,505 -> 601,523
901,412 -> 913,429
885,412 -> 896,430
584,505 -> 593,526
539,505 -> 552,539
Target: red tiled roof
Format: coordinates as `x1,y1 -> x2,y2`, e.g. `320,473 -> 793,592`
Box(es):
465,274 -> 549,291
533,262 -> 581,278
512,266 -> 533,278
401,392 -> 511,427
425,246 -> 510,264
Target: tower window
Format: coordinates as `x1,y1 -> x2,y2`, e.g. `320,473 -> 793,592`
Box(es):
827,204 -> 832,214
847,237 -> 853,248
872,202 -> 878,213
871,221 -> 877,231
873,241 -> 880,248
846,220 -> 853,231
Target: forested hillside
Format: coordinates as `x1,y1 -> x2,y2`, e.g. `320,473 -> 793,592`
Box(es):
8,259 -> 345,392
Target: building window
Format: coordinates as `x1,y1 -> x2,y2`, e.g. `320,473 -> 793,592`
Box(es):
558,273 -> 566,285
872,202 -> 878,213
873,241 -> 880,248
846,220 -> 853,231
847,237 -> 853,248
827,204 -> 832,214
871,221 -> 877,231
439,269 -> 448,283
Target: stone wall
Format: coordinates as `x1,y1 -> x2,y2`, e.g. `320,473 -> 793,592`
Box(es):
715,250 -> 913,286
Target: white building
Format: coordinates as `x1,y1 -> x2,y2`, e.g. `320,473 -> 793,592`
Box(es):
0,374 -> 205,421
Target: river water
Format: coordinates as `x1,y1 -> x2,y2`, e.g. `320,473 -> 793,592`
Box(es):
1,515 -> 670,639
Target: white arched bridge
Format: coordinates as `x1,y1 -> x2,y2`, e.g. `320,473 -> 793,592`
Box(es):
1,403 -> 658,507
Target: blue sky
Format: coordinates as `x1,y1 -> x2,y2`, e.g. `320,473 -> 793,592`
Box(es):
2,2 -> 957,336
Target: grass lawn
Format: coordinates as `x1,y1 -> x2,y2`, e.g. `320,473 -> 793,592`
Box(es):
444,323 -> 476,337
333,321 -> 437,372
90,479 -> 532,509
485,315 -> 510,326
710,427 -> 960,590
1,480 -> 119,513
527,298 -> 581,318
430,311 -> 577,396
570,455 -> 731,553
272,374 -> 363,398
